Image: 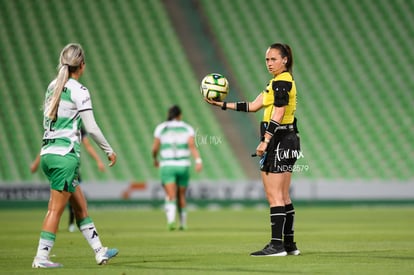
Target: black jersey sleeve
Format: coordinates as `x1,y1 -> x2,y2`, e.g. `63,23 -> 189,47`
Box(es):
272,80 -> 292,107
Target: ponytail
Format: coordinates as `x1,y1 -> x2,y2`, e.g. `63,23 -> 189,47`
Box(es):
45,43 -> 85,120
283,44 -> 294,74
46,65 -> 69,120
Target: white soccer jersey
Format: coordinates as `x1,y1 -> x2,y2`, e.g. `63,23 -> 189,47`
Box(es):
154,120 -> 194,167
41,78 -> 92,157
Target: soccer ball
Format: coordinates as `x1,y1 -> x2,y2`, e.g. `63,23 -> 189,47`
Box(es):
200,73 -> 229,101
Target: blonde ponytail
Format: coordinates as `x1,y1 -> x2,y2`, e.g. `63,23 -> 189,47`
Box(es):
46,65 -> 69,120
45,43 -> 85,120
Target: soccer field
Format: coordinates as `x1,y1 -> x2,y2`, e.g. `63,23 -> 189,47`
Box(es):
1,205 -> 413,274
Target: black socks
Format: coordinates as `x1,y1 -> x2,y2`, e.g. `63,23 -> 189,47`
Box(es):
270,206 -> 286,246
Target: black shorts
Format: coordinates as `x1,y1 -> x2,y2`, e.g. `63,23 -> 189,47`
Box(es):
260,129 -> 301,173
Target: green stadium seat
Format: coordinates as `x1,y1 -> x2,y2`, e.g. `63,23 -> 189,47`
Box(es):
1,0 -> 413,183
0,0 -> 247,183
200,0 -> 414,180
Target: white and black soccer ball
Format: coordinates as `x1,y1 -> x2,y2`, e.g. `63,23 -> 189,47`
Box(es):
200,73 -> 229,101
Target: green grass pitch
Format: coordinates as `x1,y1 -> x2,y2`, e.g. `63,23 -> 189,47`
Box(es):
0,205 -> 413,274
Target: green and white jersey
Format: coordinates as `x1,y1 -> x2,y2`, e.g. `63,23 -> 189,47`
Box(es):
154,120 -> 194,167
41,78 -> 92,157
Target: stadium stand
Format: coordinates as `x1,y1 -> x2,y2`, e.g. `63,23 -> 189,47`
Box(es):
200,0 -> 414,180
0,0 -> 247,183
0,0 -> 412,185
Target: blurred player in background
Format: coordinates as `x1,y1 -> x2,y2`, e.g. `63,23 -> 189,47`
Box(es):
30,126 -> 106,232
152,105 -> 203,230
205,43 -> 301,256
32,43 -> 118,268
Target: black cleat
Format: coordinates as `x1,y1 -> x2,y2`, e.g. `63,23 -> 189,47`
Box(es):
250,243 -> 287,257
284,242 -> 301,255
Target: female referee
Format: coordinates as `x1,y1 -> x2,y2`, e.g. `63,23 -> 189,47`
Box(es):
205,43 -> 301,256
32,43 -> 118,268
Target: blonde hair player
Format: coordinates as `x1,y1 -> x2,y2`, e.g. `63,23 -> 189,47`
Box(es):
32,43 -> 118,268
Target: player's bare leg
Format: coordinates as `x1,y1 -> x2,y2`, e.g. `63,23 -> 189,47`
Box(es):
164,183 -> 177,230
177,186 -> 188,230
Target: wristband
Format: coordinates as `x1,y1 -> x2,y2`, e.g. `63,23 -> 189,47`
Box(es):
221,102 -> 227,110
195,158 -> 202,164
236,101 -> 249,112
265,119 -> 280,137
263,138 -> 270,144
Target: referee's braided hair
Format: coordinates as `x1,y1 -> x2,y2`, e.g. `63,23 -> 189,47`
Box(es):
167,105 -> 182,121
269,43 -> 293,74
